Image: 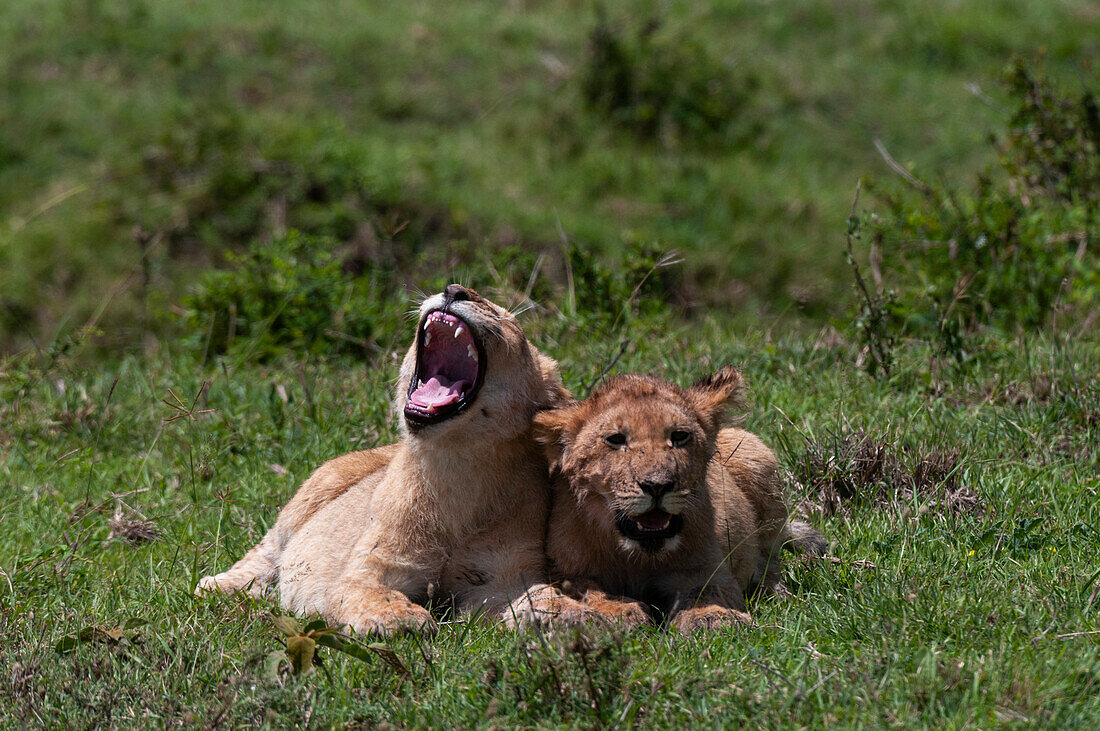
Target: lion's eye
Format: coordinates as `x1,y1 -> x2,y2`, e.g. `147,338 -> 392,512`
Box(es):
669,430 -> 692,447
604,432 -> 628,449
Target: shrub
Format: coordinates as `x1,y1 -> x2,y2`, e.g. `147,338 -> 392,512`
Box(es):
180,231 -> 402,360
582,10 -> 759,147
566,240 -> 682,325
850,59 -> 1099,368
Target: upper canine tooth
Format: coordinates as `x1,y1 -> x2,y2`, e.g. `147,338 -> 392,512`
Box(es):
454,326 -> 464,339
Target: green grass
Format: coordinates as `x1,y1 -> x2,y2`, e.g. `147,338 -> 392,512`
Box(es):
2,0 -> 1099,725
2,0 -> 1098,350
2,310 -> 1097,726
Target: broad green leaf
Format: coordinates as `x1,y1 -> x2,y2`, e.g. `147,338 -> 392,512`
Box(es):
264,650 -> 290,681
303,618 -> 329,634
286,635 -> 316,676
272,615 -> 301,637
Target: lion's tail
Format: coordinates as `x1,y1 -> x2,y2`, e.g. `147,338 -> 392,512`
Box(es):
780,521 -> 828,557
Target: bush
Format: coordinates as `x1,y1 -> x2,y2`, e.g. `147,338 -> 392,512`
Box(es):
582,10 -> 758,147
180,231 -> 402,360
566,240 -> 682,326
850,59 -> 1099,369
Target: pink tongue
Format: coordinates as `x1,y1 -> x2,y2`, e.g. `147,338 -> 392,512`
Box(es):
409,375 -> 469,410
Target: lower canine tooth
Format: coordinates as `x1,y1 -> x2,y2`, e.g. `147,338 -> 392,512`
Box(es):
424,331 -> 431,346
467,344 -> 477,360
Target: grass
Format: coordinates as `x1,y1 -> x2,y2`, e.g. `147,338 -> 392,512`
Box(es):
2,0 -> 1099,725
2,0 -> 1099,350
2,307 -> 1098,725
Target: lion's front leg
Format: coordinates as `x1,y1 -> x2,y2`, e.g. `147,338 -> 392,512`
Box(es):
196,528 -> 279,598
331,529 -> 443,637
336,586 -> 437,637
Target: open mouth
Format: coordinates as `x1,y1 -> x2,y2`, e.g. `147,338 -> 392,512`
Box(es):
615,508 -> 684,550
404,310 -> 484,426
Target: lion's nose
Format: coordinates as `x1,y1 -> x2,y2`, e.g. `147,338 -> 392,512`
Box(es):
443,284 -> 472,302
639,478 -> 674,499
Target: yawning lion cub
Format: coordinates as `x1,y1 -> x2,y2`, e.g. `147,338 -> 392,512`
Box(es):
197,285 -> 566,635
530,367 -> 825,633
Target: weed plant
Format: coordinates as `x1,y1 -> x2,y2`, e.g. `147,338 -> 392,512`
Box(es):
850,59 -> 1100,367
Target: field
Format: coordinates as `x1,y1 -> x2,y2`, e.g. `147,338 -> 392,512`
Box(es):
2,0 -> 1098,347
2,325 -> 1098,725
2,0 -> 1100,727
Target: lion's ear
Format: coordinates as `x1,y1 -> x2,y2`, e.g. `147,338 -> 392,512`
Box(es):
532,403 -> 581,471
685,366 -> 745,433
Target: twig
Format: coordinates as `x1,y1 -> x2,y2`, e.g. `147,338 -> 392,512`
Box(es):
55,447 -> 82,463
873,138 -> 932,195
0,566 -> 13,595
523,253 -> 545,302
844,181 -> 891,376
583,339 -> 630,396
555,212 -> 576,317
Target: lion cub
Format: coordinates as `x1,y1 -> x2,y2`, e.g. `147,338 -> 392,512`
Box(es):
198,285 -> 567,635
531,367 -> 825,633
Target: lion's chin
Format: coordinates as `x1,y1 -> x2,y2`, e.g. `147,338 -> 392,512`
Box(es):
619,532 -> 682,556
615,509 -> 684,555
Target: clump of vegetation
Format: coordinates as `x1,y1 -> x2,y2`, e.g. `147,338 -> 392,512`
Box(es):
565,241 -> 683,325
850,59 -> 1100,368
180,231 -> 403,360
790,430 -> 981,519
582,10 -> 759,147
175,230 -> 683,360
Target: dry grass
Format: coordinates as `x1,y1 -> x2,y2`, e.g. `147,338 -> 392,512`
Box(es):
790,431 -> 982,519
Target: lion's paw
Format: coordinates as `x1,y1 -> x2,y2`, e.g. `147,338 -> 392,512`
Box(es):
673,605 -> 752,634
507,591 -> 650,631
347,602 -> 437,638
505,589 -> 573,629
194,574 -> 267,598
584,597 -> 651,629
195,575 -> 221,596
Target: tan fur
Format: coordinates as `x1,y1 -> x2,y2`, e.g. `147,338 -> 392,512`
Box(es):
197,286 -> 567,635
525,368 -> 825,633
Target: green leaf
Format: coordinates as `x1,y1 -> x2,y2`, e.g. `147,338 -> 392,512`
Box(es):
55,635 -> 82,654
264,650 -> 290,681
286,635 -> 316,676
367,642 -> 410,678
272,615 -> 302,637
303,618 -> 329,634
